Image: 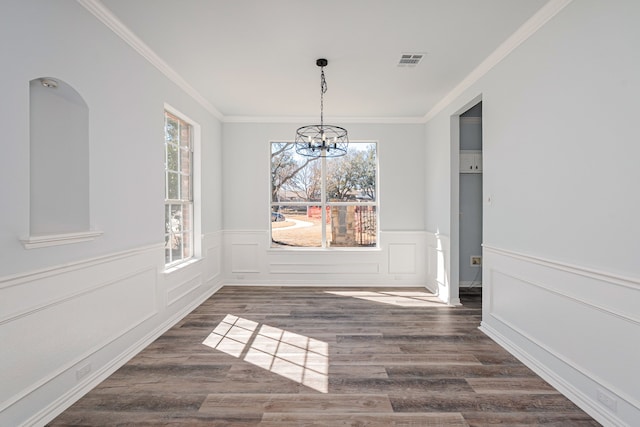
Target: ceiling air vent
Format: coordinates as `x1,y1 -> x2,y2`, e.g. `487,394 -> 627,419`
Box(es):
398,53 -> 425,67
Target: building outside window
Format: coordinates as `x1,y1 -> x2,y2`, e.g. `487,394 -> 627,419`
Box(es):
164,110 -> 194,266
270,141 -> 377,248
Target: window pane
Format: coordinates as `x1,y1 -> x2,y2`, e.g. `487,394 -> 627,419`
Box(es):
165,235 -> 171,264
165,204 -> 171,234
180,123 -> 190,148
181,203 -> 192,232
180,146 -> 191,175
165,116 -> 178,143
326,143 -> 376,202
181,173 -> 191,201
329,205 -> 377,247
167,172 -> 179,199
271,142 -> 321,203
181,231 -> 191,259
270,205 -> 323,248
167,143 -> 178,172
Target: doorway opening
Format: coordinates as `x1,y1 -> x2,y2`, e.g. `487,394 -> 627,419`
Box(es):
449,97 -> 483,307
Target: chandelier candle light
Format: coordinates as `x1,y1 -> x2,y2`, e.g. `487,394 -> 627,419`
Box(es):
295,58 -> 348,157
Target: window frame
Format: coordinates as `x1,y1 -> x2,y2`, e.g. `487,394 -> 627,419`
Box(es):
269,140 -> 379,249
164,105 -> 201,268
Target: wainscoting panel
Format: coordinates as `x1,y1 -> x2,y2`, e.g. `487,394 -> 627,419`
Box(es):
223,230 -> 433,287
231,243 -> 260,273
1,238 -> 225,427
270,262 -> 379,274
388,243 -> 416,274
481,246 -> 640,427
167,273 -> 202,306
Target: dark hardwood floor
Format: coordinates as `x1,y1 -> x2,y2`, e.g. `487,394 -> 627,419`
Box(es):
49,287 -> 599,426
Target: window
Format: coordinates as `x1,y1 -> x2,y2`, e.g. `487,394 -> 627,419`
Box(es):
164,110 -> 193,266
270,142 -> 377,248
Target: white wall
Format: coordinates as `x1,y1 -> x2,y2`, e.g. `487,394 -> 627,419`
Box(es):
0,1 -> 223,425
222,122 -> 432,287
424,1 -> 640,425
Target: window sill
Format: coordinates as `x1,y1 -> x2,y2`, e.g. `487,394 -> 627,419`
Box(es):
21,231 -> 103,249
164,257 -> 201,275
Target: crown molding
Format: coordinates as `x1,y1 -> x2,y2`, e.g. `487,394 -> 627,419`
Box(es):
424,0 -> 574,122
222,115 -> 426,124
78,0 -> 572,126
76,0 -> 224,120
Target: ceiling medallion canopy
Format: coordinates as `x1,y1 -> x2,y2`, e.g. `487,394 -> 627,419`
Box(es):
295,58 -> 348,158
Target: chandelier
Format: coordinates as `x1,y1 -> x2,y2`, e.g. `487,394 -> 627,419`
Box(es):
295,58 -> 348,158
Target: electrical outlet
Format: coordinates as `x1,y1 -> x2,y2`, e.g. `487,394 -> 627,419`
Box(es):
470,256 -> 482,266
596,388 -> 617,413
76,363 -> 91,380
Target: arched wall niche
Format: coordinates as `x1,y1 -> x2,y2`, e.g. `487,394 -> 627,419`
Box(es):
24,77 -> 101,248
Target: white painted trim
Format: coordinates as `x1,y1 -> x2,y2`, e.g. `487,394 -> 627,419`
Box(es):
76,0 -> 223,120
481,320 -> 631,427
167,274 -> 202,306
30,282 -> 223,427
20,230 -> 103,249
0,269 -> 158,414
492,268 -> 639,326
76,0 -> 573,125
223,115 -> 426,124
424,0 -> 574,122
484,245 -> 639,290
0,243 -> 164,289
0,267 -> 156,325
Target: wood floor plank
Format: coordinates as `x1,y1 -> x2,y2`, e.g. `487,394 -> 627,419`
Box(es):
466,377 -> 560,394
259,412 -> 469,427
48,287 -> 598,426
199,393 -> 393,414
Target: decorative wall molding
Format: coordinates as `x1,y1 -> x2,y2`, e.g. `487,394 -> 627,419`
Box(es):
0,266 -> 156,326
0,267 -> 158,415
167,273 -> 202,306
490,268 -> 640,326
28,281 -> 223,427
424,0 -> 574,122
76,0 -> 223,120
1,240 -> 225,426
0,243 -> 163,289
223,230 -> 432,288
20,230 -> 103,249
269,262 -> 380,275
484,245 -> 639,290
480,321 -> 628,427
482,246 -> 640,426
222,115 -> 425,124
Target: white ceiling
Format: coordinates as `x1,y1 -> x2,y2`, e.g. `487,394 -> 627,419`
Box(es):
98,0 -> 549,121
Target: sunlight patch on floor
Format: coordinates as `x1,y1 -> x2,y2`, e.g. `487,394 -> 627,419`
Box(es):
325,290 -> 447,307
203,315 -> 328,393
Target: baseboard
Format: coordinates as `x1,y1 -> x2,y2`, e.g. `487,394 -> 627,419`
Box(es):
29,282 -> 223,427
480,321 -> 630,427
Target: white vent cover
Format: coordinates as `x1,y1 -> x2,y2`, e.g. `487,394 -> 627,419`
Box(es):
398,53 -> 425,67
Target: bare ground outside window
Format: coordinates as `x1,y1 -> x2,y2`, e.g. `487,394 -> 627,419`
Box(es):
271,214 -> 329,247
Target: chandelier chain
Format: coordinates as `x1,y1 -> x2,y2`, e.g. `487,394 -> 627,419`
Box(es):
320,68 -> 327,126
